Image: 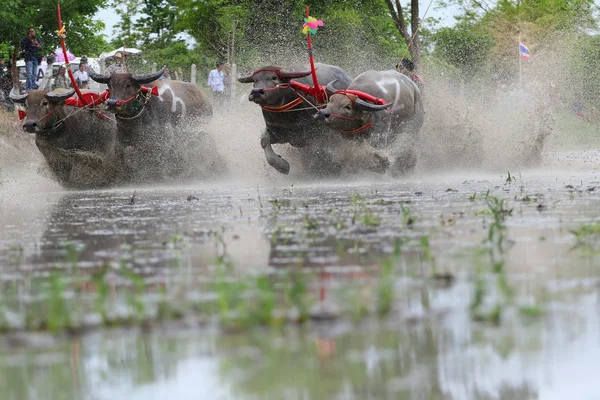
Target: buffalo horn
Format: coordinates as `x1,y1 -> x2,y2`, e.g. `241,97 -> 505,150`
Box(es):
238,75 -> 254,83
88,68 -> 112,84
9,87 -> 27,103
326,79 -> 340,95
132,66 -> 166,85
46,89 -> 76,103
355,98 -> 392,112
280,69 -> 312,79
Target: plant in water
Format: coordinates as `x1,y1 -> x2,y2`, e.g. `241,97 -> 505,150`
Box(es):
92,265 -> 110,325
361,210 -> 381,227
420,235 -> 437,275
284,270 -> 311,323
401,205 -> 415,227
120,268 -> 146,322
46,273 -> 72,332
377,258 -> 394,316
570,223 -> 600,249
505,171 -> 517,184
250,275 -> 278,326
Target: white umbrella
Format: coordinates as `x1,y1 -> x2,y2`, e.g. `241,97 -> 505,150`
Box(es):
99,47 -> 143,59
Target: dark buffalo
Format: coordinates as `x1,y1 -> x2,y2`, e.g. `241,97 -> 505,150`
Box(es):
89,67 -> 213,183
314,70 -> 424,174
238,63 -> 352,175
10,88 -> 118,188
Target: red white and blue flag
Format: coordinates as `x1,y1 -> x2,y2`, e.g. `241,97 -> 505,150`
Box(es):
519,41 -> 530,59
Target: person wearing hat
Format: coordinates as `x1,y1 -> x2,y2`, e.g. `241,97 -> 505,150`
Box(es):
208,61 -> 226,102
106,51 -> 125,74
52,65 -> 71,90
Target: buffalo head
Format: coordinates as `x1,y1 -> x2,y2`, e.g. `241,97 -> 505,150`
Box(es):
314,89 -> 391,131
10,88 -> 75,133
238,66 -> 311,106
89,67 -> 165,115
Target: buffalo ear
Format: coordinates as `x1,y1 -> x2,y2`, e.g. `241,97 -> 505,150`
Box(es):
132,66 -> 166,85
9,87 -> 27,104
46,89 -> 76,104
238,75 -> 254,83
355,98 -> 392,112
89,68 -> 112,84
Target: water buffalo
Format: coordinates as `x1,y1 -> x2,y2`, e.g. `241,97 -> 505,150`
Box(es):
88,67 -> 214,183
314,70 -> 424,174
238,63 -> 352,175
10,88 -> 119,188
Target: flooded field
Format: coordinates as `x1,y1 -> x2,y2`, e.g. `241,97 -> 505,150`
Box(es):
1,162 -> 600,399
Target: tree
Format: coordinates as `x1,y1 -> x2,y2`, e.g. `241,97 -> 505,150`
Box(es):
135,0 -> 180,49
0,0 -> 107,84
384,0 -> 421,71
110,0 -> 143,48
433,24 -> 494,75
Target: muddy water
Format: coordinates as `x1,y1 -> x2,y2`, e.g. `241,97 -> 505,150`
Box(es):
1,167 -> 600,399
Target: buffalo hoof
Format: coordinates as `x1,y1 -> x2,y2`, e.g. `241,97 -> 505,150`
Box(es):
371,153 -> 390,174
392,150 -> 417,176
270,156 -> 290,175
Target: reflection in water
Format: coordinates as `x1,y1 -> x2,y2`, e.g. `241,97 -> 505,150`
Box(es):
0,291 -> 598,399
1,172 -> 600,398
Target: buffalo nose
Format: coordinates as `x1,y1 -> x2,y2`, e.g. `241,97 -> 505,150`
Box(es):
317,109 -> 331,119
251,88 -> 264,97
23,120 -> 37,132
106,99 -> 118,109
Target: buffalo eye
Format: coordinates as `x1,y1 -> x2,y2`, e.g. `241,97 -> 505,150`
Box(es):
344,105 -> 352,110
271,76 -> 277,81
41,99 -> 49,107
125,82 -> 131,88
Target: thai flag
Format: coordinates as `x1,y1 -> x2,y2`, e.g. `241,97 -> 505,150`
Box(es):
519,41 -> 530,59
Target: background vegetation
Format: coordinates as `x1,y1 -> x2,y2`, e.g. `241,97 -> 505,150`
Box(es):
1,0 -> 599,106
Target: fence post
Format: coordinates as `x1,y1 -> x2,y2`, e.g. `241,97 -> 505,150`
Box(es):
191,64 -> 197,84
230,63 -> 237,102
152,63 -> 157,73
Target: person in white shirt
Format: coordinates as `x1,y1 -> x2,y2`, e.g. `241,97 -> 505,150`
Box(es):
73,63 -> 89,89
208,61 -> 225,102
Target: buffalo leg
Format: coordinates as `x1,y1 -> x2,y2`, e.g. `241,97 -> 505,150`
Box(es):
261,131 -> 290,174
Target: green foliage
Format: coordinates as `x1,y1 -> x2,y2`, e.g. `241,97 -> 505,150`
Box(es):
433,24 -> 495,75
0,0 -> 108,57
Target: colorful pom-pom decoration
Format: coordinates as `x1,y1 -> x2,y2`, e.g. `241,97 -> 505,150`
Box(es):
55,26 -> 66,39
302,16 -> 324,35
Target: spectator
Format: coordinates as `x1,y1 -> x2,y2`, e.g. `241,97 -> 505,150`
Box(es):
159,67 -> 171,80
52,65 -> 71,90
106,52 -> 125,74
395,57 -> 424,92
208,61 -> 225,102
74,63 -> 89,89
21,27 -> 43,91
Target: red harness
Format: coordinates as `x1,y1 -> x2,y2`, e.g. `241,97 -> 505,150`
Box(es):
328,92 -> 378,135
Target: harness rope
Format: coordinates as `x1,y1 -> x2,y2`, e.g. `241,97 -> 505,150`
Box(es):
256,83 -> 327,113
115,91 -> 152,121
27,99 -> 113,134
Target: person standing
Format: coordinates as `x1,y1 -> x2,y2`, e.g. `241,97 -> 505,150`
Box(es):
52,66 -> 71,90
159,67 -> 171,80
74,63 -> 89,89
21,27 -> 42,91
208,61 -> 225,102
106,52 -> 125,74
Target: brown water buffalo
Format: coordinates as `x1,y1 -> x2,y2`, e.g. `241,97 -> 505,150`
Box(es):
238,63 -> 352,175
314,70 -> 424,174
10,88 -> 119,188
89,67 -> 213,183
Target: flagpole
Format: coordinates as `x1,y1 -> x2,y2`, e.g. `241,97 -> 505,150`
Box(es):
518,33 -> 522,87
